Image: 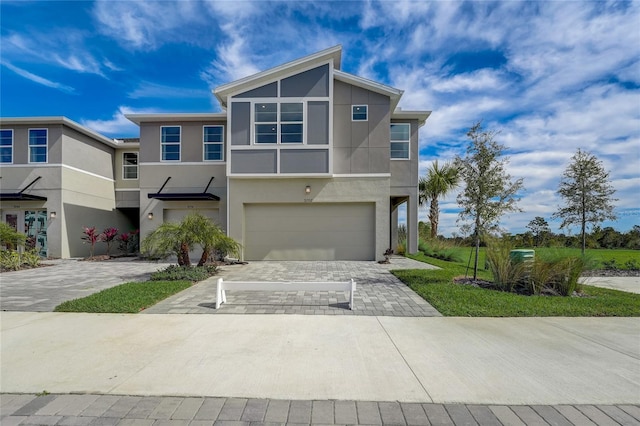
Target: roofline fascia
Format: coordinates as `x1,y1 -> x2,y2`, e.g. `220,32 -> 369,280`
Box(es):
0,116 -> 120,147
391,110 -> 432,128
125,113 -> 227,125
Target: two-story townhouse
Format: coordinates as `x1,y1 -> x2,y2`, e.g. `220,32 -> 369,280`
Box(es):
127,45 -> 430,261
0,117 -> 136,258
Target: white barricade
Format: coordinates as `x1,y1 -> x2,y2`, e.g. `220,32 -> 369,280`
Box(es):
215,278 -> 356,310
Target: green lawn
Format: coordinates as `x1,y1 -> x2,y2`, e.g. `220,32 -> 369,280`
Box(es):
434,246 -> 640,271
54,280 -> 193,313
394,253 -> 640,317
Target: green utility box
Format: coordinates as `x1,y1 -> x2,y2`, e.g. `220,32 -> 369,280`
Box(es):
510,249 -> 535,263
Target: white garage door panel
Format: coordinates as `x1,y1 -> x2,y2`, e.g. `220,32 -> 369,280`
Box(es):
245,203 -> 375,261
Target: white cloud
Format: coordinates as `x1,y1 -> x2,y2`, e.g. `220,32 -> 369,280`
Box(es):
81,106 -> 158,137
1,62 -> 75,94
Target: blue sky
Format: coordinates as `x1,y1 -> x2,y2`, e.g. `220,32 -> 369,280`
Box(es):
1,0 -> 638,237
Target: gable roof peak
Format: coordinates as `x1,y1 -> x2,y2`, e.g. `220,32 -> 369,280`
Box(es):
214,45 -> 342,107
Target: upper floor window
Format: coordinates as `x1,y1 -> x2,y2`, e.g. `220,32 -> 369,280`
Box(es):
352,105 -> 368,121
390,123 -> 410,159
0,129 -> 13,163
122,152 -> 138,180
161,126 -> 180,161
29,129 -> 47,163
204,125 -> 224,161
255,102 -> 303,144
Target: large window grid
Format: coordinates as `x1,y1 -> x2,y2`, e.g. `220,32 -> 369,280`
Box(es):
161,126 -> 181,161
203,125 -> 224,161
254,102 -> 303,144
29,129 -> 47,163
122,152 -> 138,180
0,129 -> 13,163
390,123 -> 410,159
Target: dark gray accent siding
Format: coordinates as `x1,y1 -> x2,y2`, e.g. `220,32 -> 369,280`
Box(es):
280,149 -> 328,173
307,101 -> 329,145
234,82 -> 278,98
231,102 -> 251,145
230,150 -> 277,173
281,65 -> 329,97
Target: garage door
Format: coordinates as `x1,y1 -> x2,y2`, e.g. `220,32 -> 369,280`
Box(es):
244,203 -> 375,261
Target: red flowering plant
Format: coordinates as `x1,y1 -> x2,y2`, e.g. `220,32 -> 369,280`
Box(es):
81,227 -> 99,258
100,227 -> 119,256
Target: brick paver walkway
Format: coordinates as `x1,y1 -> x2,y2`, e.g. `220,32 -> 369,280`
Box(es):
142,257 -> 442,316
2,393 -> 638,425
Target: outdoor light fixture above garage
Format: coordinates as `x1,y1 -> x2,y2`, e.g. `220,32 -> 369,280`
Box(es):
305,186 -> 311,194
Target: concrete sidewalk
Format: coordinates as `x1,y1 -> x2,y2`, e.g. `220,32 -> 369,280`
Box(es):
2,312 -> 638,406
579,275 -> 640,294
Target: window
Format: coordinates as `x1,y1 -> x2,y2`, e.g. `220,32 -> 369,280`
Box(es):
122,152 -> 138,180
204,125 -> 224,161
352,105 -> 368,121
254,102 -> 303,144
390,123 -> 410,159
161,126 -> 180,161
29,129 -> 47,163
0,129 -> 13,163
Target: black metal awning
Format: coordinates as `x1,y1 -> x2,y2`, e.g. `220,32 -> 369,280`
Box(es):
0,193 -> 48,201
0,176 -> 47,201
147,176 -> 220,201
147,192 -> 220,201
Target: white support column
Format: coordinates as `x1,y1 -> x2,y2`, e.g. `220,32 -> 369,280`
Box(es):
407,192 -> 419,254
390,206 -> 399,252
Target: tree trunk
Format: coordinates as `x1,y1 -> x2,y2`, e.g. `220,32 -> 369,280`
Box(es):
473,232 -> 480,280
429,198 -> 439,239
179,243 -> 191,267
197,247 -> 210,267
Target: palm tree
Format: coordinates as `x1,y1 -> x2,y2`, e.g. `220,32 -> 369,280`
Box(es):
141,212 -> 240,266
418,160 -> 460,239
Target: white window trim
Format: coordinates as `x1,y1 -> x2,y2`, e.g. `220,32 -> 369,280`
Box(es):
203,125 -> 225,162
390,123 -> 410,160
0,129 -> 13,164
352,104 -> 368,122
252,100 -> 306,145
122,151 -> 139,180
28,128 -> 48,164
160,125 -> 181,162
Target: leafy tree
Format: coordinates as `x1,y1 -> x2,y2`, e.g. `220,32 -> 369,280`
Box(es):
552,149 -> 617,255
526,216 -> 551,247
141,212 -> 240,267
455,122 -> 524,279
418,160 -> 460,239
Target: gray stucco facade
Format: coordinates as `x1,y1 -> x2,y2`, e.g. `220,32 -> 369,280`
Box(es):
1,46 -> 430,260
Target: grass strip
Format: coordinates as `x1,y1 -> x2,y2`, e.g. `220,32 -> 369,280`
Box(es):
394,253 -> 640,317
54,280 -> 193,313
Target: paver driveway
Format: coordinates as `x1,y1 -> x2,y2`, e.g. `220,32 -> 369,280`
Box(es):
0,256 -> 440,316
0,258 -> 172,311
143,257 -> 442,316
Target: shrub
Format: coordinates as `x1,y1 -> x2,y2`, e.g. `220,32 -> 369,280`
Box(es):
82,227 -> 99,257
396,242 -> 406,256
0,250 -> 22,270
118,230 -> 140,254
602,259 -> 618,270
22,249 -> 41,268
485,237 -> 528,292
149,265 -> 218,282
419,238 -> 463,263
625,259 -> 639,271
100,227 -> 118,256
0,222 -> 26,250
